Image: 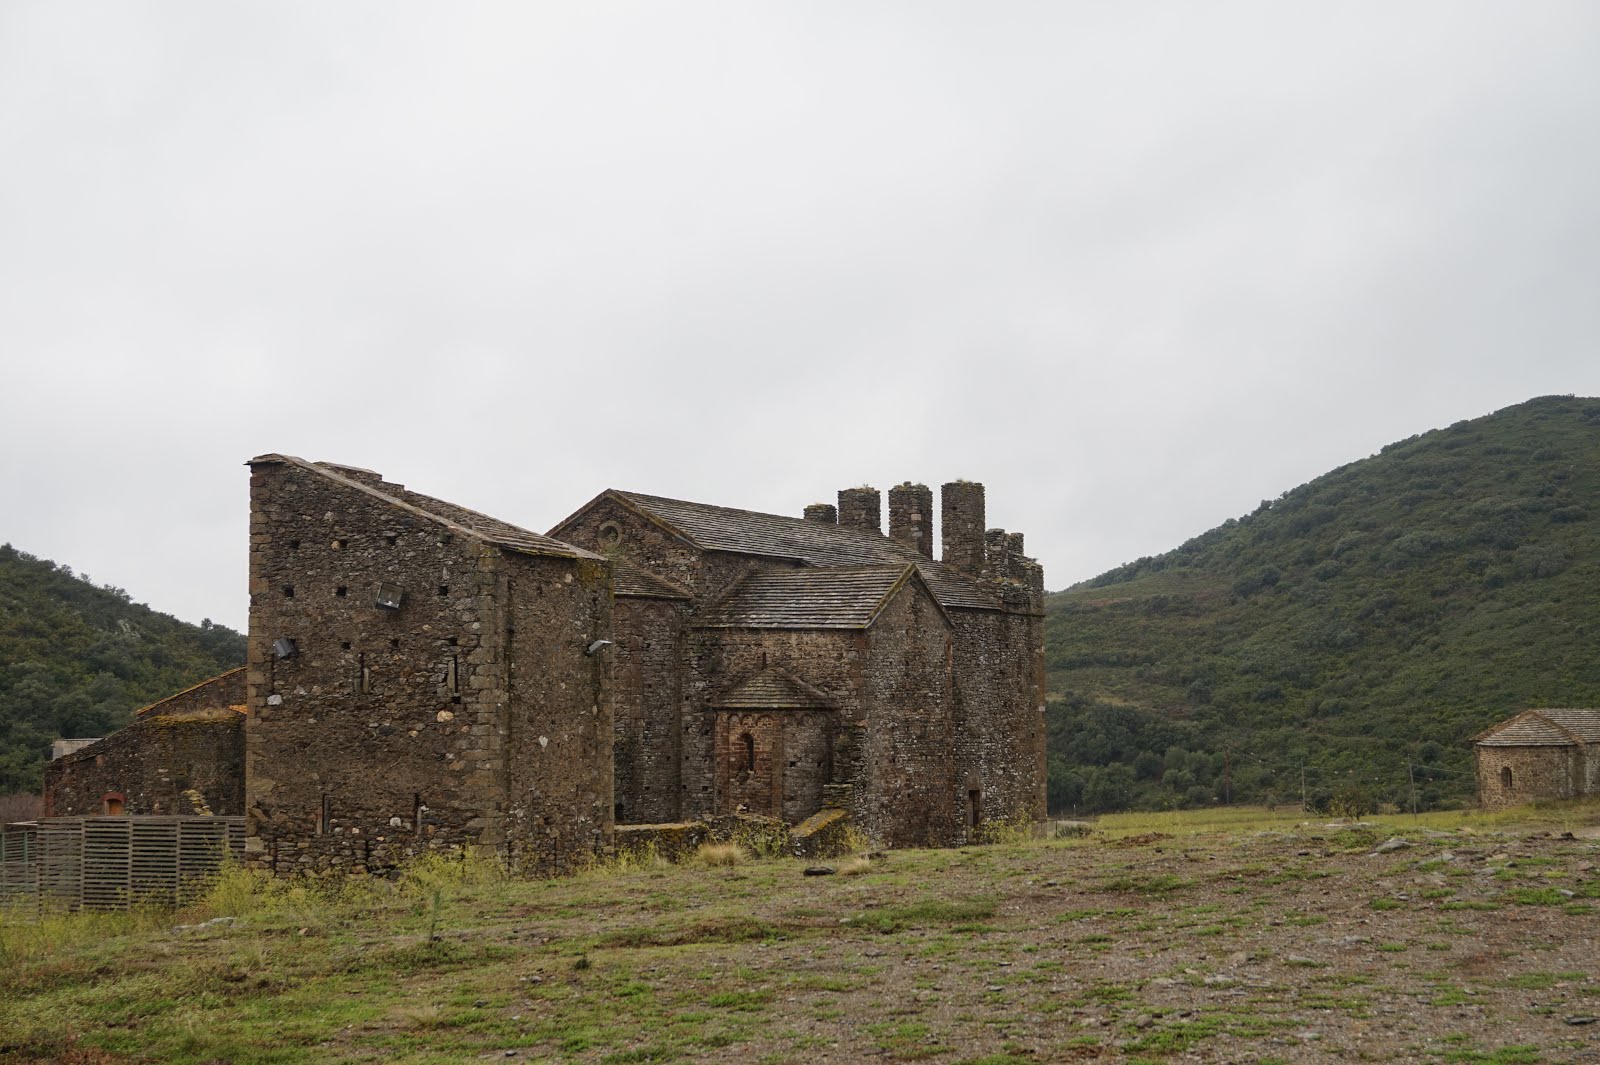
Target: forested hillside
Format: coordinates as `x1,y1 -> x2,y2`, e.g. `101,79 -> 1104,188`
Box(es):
0,544 -> 246,793
1045,395 -> 1600,814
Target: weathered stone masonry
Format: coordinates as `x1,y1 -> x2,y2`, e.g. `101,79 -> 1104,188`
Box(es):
44,669 -> 246,817
551,480 -> 1047,848
1474,709 -> 1600,810
244,456 -> 612,876
46,464 -> 1045,869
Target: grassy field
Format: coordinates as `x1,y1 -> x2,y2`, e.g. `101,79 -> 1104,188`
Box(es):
4,802 -> 1600,1064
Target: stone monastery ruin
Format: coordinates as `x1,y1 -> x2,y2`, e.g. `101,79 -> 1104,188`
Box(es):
48,456 -> 1047,877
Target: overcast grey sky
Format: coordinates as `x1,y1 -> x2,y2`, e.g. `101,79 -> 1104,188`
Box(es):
2,2 -> 1598,632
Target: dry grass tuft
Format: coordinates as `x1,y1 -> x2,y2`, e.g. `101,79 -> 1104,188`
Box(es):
697,842 -> 746,868
836,856 -> 873,876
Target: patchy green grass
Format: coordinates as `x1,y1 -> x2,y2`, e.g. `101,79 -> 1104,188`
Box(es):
3,807 -> 1598,1063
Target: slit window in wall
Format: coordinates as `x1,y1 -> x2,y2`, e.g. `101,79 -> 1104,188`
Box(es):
319,794 -> 331,835
358,654 -> 370,695
968,789 -> 982,831
413,793 -> 424,835
376,583 -> 404,609
1501,766 -> 1514,790
741,733 -> 756,773
448,655 -> 459,694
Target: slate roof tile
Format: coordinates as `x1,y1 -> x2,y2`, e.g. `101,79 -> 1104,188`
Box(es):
1475,708 -> 1600,746
608,491 -> 1002,611
698,566 -> 917,629
613,561 -> 692,600
712,667 -> 838,709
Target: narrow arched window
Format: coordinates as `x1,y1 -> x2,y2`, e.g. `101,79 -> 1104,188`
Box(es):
102,793 -> 125,815
1501,766 -> 1513,791
741,732 -> 756,773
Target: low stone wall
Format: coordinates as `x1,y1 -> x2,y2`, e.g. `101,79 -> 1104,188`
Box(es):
615,822 -> 711,863
616,811 -> 855,863
790,807 -> 851,858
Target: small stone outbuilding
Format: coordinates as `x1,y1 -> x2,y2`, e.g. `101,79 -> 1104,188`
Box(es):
43,669 -> 246,817
1474,709 -> 1600,810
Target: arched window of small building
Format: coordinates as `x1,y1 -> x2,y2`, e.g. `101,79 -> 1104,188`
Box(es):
968,789 -> 982,831
102,793 -> 125,816
1501,766 -> 1513,791
741,732 -> 756,773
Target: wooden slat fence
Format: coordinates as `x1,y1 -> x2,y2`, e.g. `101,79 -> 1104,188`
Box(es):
1,817 -> 243,911
0,825 -> 39,906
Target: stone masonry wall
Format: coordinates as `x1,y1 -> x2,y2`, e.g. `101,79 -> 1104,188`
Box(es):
860,581 -> 959,846
500,552 -> 614,877
681,628 -> 863,822
1475,745 -> 1590,810
245,460 -> 611,876
553,497 -> 704,597
45,713 -> 243,817
712,709 -> 834,822
950,609 -> 1048,832
247,462 -> 509,872
613,597 -> 686,824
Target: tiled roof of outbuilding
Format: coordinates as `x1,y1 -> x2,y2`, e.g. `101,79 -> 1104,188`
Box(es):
712,667 -> 838,709
1474,709 -> 1600,746
697,565 -> 937,629
594,491 -> 1001,611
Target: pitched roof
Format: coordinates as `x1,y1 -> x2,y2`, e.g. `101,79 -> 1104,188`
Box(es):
1474,709 -> 1600,746
697,565 -> 942,629
712,667 -> 837,709
613,560 -> 692,600
135,667 -> 247,718
248,454 -> 601,561
573,490 -> 1001,611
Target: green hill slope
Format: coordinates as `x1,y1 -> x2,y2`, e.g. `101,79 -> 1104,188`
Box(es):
1044,394 -> 1600,814
0,544 -> 246,793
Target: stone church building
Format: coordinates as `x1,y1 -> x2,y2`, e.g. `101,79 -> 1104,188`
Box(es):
1474,709 -> 1600,810
48,457 -> 1046,875
549,482 -> 1047,847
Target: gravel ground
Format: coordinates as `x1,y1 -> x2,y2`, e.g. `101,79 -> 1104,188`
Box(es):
11,820 -> 1600,1064
568,824 -> 1600,1064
